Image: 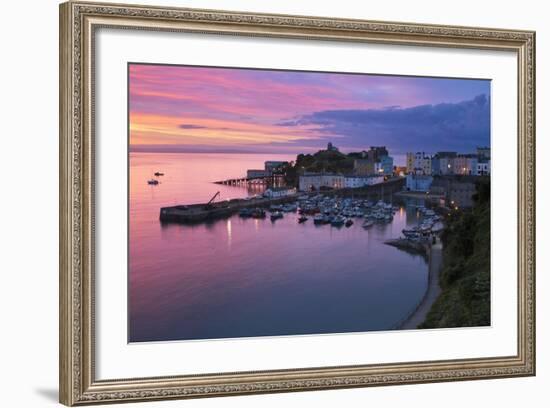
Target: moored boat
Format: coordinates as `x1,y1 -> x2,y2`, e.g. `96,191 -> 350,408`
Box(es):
331,215 -> 345,227
239,208 -> 253,218
251,208 -> 266,218
270,211 -> 283,221
313,214 -> 325,224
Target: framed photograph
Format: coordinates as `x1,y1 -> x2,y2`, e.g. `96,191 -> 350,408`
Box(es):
59,1 -> 536,405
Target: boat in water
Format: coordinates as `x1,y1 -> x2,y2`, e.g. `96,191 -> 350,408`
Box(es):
270,211 -> 283,221
362,220 -> 374,228
147,179 -> 159,185
251,208 -> 266,219
154,172 -> 164,176
313,214 -> 325,225
282,203 -> 297,212
345,219 -> 354,228
239,208 -> 253,218
298,215 -> 308,223
331,215 -> 345,227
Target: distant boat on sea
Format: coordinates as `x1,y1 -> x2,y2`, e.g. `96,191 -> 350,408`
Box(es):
147,179 -> 159,185
154,171 -> 164,176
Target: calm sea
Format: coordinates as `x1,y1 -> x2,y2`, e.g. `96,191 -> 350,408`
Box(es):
129,152 -> 428,342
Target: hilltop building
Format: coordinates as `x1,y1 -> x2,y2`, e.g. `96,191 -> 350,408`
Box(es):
353,146 -> 393,176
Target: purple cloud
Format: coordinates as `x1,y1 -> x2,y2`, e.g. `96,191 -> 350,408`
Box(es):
276,94 -> 490,154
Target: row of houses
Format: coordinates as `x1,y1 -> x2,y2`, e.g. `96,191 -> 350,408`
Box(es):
406,147 -> 490,176
298,173 -> 384,192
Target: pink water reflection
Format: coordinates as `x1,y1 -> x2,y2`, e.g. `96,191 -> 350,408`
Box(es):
129,152 -> 428,342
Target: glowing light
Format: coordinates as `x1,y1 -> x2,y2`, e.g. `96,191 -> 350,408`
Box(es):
226,219 -> 232,248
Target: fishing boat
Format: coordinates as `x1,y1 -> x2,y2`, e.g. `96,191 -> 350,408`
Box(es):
154,172 -> 164,176
298,215 -> 308,223
270,211 -> 283,221
345,219 -> 353,228
331,215 -> 345,227
147,179 -> 159,185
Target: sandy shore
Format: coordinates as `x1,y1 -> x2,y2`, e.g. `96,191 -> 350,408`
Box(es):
397,241 -> 443,330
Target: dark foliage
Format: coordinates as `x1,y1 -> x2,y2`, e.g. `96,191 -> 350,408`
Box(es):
419,179 -> 491,328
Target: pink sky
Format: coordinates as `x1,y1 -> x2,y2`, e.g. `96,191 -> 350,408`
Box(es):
129,63 -> 490,154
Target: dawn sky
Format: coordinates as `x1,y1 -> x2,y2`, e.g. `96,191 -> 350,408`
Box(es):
129,63 -> 490,156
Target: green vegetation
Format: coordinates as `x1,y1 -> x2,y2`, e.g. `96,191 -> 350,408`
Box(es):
284,149 -> 355,186
419,180 -> 491,328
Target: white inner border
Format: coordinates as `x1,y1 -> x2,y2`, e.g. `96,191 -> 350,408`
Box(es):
95,28 -> 518,380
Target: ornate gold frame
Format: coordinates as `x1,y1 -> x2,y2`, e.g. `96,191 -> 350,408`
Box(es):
59,1 -> 536,405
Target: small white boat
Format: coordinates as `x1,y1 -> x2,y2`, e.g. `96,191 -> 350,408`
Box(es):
270,211 -> 283,221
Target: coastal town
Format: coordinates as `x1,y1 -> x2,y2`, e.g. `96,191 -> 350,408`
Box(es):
153,142 -> 490,330
158,142 -> 490,227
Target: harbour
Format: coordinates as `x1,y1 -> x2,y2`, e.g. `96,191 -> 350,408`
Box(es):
129,152 -> 431,342
159,177 -> 405,224
127,63 -> 492,343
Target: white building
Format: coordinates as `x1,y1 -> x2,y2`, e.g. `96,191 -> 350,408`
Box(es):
298,173 -> 345,192
406,152 -> 432,175
263,187 -> 296,198
406,174 -> 434,192
476,160 -> 491,176
343,175 -> 384,189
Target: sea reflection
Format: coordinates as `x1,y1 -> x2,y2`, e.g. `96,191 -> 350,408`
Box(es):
129,152 -> 428,342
